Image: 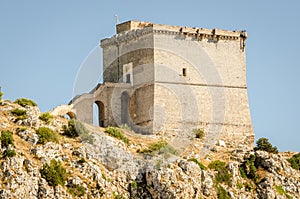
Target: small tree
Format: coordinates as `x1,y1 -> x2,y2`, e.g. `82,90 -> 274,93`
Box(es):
288,153 -> 300,170
239,154 -> 259,182
1,130 -> 14,148
254,138 -> 278,153
0,92 -> 3,100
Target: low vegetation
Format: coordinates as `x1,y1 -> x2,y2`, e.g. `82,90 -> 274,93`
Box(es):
188,158 -> 206,170
62,119 -> 94,144
2,149 -> 16,158
36,127 -> 58,144
254,138 -> 278,153
68,184 -> 86,197
15,98 -> 37,107
11,108 -> 28,121
193,129 -> 205,139
239,154 -> 259,182
16,127 -> 27,133
1,130 -> 14,148
62,119 -> 79,138
208,160 -> 232,186
275,185 -> 292,199
139,140 -> 178,156
104,127 -> 129,144
39,112 -> 53,124
40,159 -> 67,187
287,153 -> 300,170
216,185 -> 231,199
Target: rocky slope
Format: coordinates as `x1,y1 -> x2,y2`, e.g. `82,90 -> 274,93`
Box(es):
0,99 -> 299,199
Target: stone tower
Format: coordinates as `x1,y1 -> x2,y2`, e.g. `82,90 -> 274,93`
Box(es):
71,20 -> 254,148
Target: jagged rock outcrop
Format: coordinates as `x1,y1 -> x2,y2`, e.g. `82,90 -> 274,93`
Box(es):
0,100 -> 299,198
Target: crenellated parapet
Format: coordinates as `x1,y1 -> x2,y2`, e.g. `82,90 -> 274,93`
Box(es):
101,20 -> 247,50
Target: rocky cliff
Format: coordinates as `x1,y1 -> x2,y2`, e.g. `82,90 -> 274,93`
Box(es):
0,99 -> 299,199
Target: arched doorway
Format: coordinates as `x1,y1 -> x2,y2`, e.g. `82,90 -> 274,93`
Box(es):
95,101 -> 105,127
121,92 -> 130,124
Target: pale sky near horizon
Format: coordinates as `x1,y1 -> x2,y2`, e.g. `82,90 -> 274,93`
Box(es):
0,1 -> 299,152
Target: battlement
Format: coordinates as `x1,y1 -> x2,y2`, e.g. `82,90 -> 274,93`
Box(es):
116,20 -> 247,40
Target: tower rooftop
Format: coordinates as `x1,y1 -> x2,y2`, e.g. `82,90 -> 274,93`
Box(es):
116,20 -> 247,39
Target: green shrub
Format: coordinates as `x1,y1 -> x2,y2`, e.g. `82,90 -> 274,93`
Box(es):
11,108 -> 27,116
131,181 -> 138,189
62,119 -> 78,137
236,182 -> 243,189
68,184 -> 85,197
245,184 -> 254,192
254,138 -> 278,153
208,160 -> 232,185
39,112 -> 53,124
78,158 -> 86,164
104,127 -> 129,144
239,154 -> 259,182
62,119 -> 89,137
287,153 -> 300,170
40,159 -> 67,187
138,140 -> 178,156
0,92 -> 3,100
2,149 -> 16,158
188,158 -> 207,170
16,127 -> 27,133
194,129 -> 205,139
113,192 -> 126,199
11,108 -> 27,121
216,185 -> 230,199
1,130 -> 14,148
142,140 -> 168,153
275,185 -> 292,198
15,98 -> 37,107
62,120 -> 94,143
36,127 -> 58,144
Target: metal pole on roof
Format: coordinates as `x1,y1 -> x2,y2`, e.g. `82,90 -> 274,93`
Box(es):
115,15 -> 119,25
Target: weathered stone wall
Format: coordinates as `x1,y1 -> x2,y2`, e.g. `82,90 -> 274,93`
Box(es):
152,31 -> 253,147
71,94 -> 94,124
129,84 -> 154,127
101,32 -> 154,85
100,30 -> 156,132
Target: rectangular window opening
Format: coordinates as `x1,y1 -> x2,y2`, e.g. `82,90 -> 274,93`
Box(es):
182,68 -> 187,76
123,62 -> 133,84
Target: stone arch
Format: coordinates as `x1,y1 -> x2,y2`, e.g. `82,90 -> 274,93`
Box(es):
66,111 -> 76,119
121,91 -> 130,124
50,104 -> 77,119
95,101 -> 105,127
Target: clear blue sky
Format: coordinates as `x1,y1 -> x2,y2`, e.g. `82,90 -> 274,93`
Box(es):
1,1 -> 299,152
